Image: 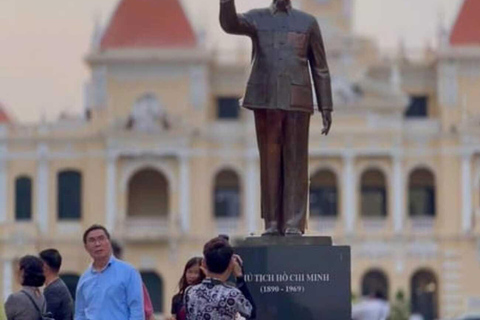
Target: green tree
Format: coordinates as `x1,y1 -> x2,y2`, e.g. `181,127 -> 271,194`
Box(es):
389,289 -> 410,320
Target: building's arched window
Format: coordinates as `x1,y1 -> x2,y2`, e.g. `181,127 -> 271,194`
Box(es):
214,170 -> 241,218
128,169 -> 169,217
15,176 -> 32,221
411,269 -> 438,320
360,169 -> 387,217
60,273 -> 80,301
141,271 -> 163,313
361,269 -> 389,300
309,169 -> 338,217
409,168 -> 436,217
58,171 -> 82,220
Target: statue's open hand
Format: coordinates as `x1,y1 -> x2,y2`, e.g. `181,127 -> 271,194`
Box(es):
321,110 -> 332,135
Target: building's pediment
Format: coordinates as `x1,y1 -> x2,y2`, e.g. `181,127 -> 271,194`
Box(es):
104,93 -> 194,149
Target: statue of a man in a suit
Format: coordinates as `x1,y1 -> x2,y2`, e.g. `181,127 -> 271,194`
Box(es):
220,0 -> 333,236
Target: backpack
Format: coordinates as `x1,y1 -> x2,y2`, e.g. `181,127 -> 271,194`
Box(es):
21,290 -> 55,320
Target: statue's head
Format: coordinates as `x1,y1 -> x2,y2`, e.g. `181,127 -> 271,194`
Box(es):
273,0 -> 291,10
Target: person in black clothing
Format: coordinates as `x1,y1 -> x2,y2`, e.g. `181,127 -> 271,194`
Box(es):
39,249 -> 74,320
185,237 -> 256,320
169,257 -> 204,320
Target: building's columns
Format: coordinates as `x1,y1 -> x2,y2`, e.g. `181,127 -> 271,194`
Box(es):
2,259 -> 13,301
393,156 -> 404,234
105,153 -> 117,232
245,151 -> 259,234
0,144 -> 7,224
179,154 -> 191,233
343,153 -> 356,234
36,144 -> 49,233
462,153 -> 473,233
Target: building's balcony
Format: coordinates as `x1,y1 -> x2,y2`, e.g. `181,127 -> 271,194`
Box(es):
408,216 -> 436,235
361,217 -> 388,233
120,217 -> 175,242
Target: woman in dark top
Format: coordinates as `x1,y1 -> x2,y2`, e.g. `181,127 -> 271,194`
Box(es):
4,255 -> 47,320
169,257 -> 204,320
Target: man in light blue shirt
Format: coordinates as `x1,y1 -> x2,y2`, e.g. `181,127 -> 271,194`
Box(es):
75,224 -> 144,320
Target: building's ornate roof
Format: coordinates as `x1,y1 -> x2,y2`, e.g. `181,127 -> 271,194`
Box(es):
100,0 -> 196,50
450,0 -> 480,46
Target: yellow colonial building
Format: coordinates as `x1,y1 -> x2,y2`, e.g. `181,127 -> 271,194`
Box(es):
1,0 -> 480,318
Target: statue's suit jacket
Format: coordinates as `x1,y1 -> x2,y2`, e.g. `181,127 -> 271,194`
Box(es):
220,0 -> 333,114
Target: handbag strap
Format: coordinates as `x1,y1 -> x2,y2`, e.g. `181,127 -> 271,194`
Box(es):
21,290 -> 45,316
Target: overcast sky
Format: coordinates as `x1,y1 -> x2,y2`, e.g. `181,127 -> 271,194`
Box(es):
0,0 -> 463,123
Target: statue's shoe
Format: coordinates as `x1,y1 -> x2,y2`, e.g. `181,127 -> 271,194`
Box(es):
261,227 -> 281,236
284,227 -> 303,236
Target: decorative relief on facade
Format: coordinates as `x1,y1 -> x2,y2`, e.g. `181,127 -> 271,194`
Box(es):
127,93 -> 170,133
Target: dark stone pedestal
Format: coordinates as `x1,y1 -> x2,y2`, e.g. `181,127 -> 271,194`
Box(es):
234,237 -> 351,320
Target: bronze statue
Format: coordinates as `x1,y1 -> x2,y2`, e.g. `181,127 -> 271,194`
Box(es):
220,0 -> 333,236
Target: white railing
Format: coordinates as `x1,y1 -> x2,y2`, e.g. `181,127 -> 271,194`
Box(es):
361,217 -> 388,232
409,216 -> 435,234
122,217 -> 172,241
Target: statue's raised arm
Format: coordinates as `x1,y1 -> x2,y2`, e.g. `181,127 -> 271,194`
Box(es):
219,0 -> 256,36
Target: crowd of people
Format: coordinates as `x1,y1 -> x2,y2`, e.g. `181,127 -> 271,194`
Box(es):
1,224 -> 256,320
0,223 -> 434,320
